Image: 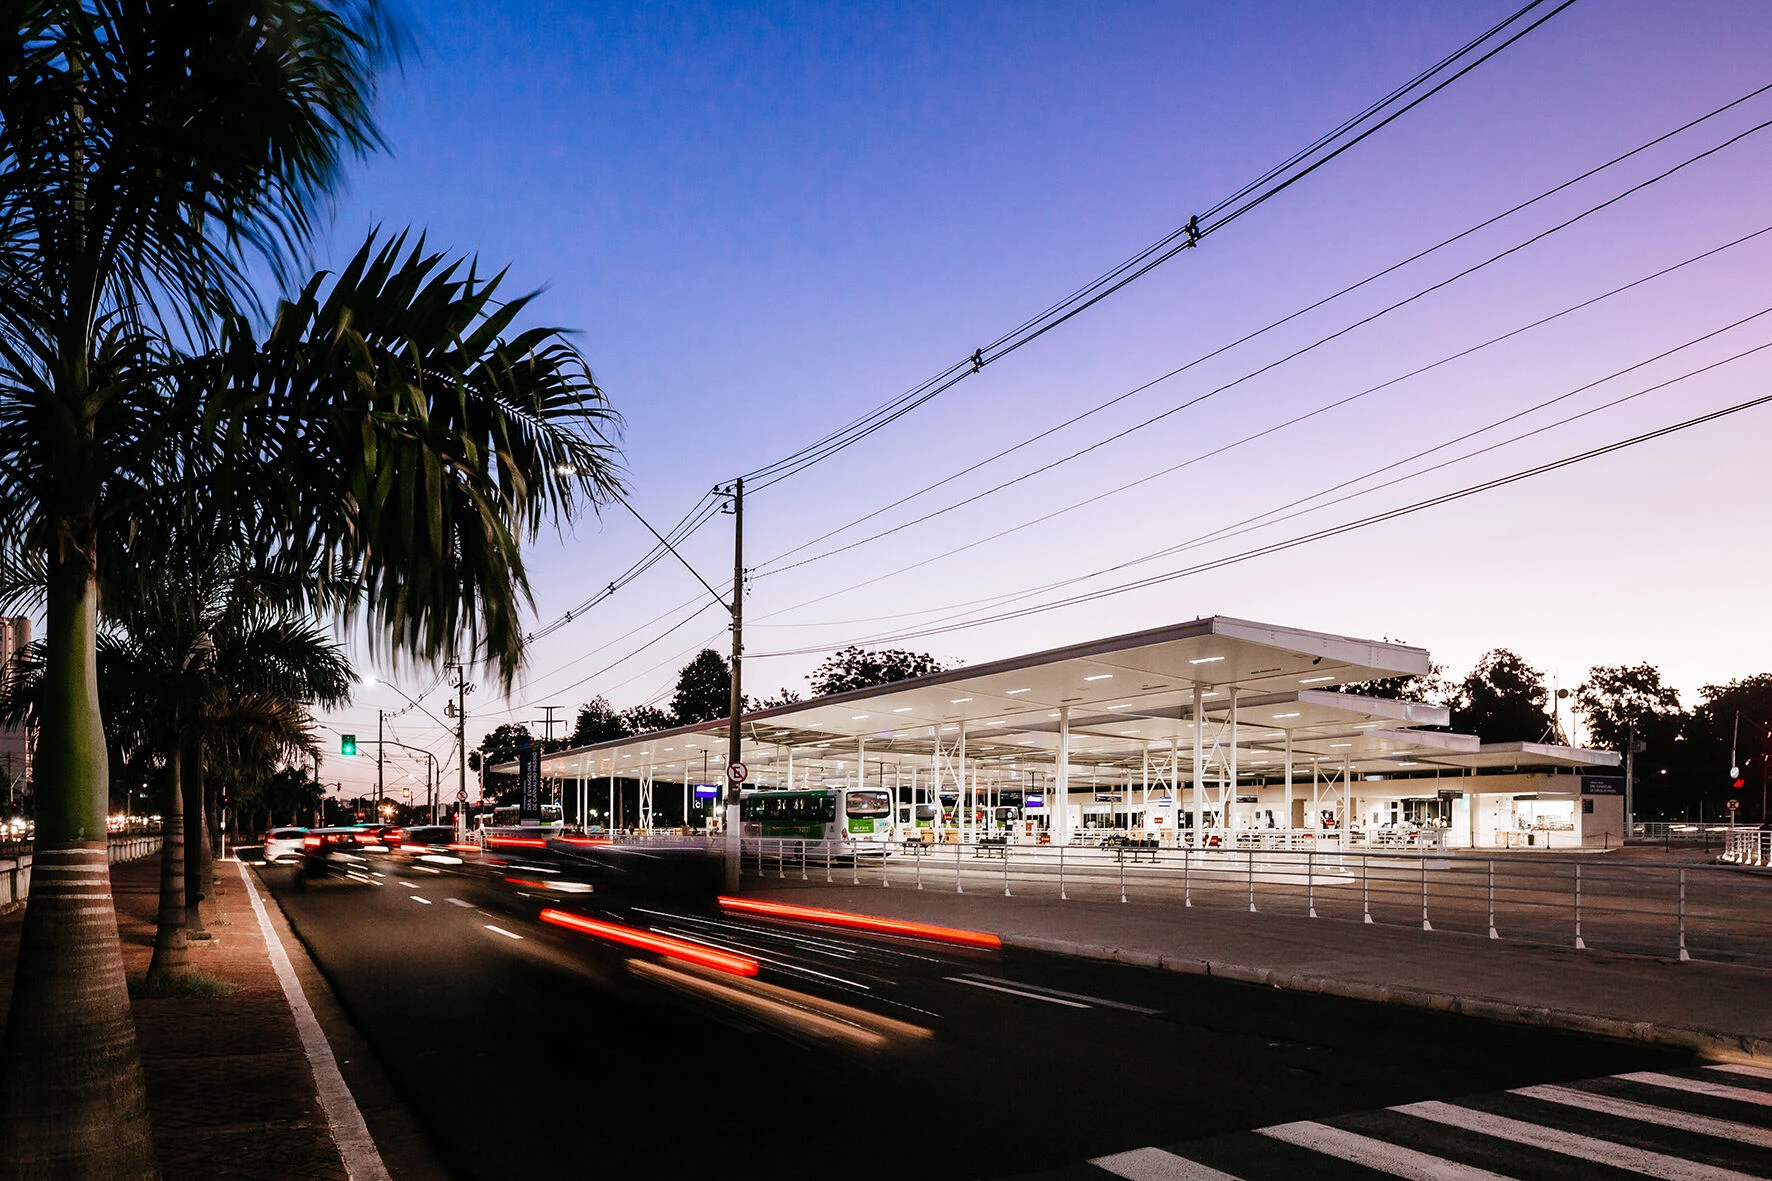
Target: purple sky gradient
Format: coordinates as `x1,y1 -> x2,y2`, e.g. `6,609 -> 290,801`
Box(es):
317,1 -> 1772,793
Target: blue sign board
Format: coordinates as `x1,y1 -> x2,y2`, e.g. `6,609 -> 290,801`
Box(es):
1025,794 -> 1045,808
693,783 -> 720,799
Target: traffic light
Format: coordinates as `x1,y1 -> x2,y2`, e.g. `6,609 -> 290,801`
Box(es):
341,734 -> 357,757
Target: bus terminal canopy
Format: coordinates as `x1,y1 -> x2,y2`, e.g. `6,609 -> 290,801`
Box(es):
500,615 -> 1609,793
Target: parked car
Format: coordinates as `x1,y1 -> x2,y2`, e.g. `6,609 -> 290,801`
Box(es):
299,827 -> 373,881
262,827 -> 309,863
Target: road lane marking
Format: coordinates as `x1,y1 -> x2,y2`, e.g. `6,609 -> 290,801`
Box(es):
1090,1145 -> 1240,1179
652,925 -> 872,990
1515,1084 -> 1772,1148
959,973 -> 1161,1014
1393,1099 -> 1759,1180
400,881 -> 419,889
1618,1073 -> 1772,1108
1709,1064 -> 1772,1082
943,975 -> 1089,1008
411,896 -> 431,905
484,925 -> 524,940
1260,1121 -> 1510,1181
236,862 -> 391,1181
444,898 -> 472,908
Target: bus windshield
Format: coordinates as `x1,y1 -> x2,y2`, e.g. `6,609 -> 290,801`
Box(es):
845,790 -> 892,818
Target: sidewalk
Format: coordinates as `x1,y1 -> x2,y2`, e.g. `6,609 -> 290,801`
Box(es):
0,855 -> 379,1179
740,878 -> 1772,1063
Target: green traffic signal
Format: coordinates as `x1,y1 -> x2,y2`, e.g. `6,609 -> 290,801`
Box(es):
341,734 -> 357,757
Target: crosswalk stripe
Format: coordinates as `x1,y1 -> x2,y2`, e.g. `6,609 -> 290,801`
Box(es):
1515,1084 -> 1772,1150
1089,1146 -> 1241,1180
1393,1099 -> 1759,1180
1257,1120 -> 1513,1180
1619,1073 -> 1772,1109
1709,1064 -> 1772,1084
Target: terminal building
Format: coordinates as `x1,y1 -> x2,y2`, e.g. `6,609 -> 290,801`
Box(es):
518,617 -> 1624,852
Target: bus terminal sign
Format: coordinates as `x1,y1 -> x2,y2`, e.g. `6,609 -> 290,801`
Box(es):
518,745 -> 543,825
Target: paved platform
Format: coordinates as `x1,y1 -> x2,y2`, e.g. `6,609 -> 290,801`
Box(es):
739,876 -> 1772,1063
0,853 -> 440,1180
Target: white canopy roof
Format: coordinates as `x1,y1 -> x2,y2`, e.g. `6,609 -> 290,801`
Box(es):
502,616 -> 1617,789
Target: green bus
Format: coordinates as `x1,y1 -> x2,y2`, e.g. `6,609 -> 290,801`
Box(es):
740,787 -> 894,851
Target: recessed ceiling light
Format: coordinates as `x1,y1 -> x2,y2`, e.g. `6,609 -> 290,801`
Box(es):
1330,743 -> 1353,748
1189,656 -> 1225,665
893,707 -> 913,713
851,714 -> 869,720
1006,687 -> 1031,695
1122,730 -> 1140,735
1300,676 -> 1335,684
1083,673 -> 1113,682
1272,712 -> 1300,719
1049,712 -> 1061,718
951,697 -> 973,704
1201,691 -> 1219,698
1111,702 -> 1132,709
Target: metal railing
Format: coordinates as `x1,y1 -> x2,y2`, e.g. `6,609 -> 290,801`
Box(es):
1722,827 -> 1771,867
0,833 -> 163,912
736,834 -> 1772,970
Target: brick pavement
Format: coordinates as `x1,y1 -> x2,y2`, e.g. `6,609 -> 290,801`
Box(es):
0,853 -> 349,1180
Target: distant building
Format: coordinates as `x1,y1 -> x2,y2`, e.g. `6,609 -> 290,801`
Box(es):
0,616 -> 32,797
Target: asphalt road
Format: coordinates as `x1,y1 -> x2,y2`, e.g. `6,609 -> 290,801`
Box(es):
258,847 -> 1686,1180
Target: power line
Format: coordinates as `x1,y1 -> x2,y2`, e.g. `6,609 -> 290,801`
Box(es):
751,356 -> 1772,654
755,110 -> 1772,580
751,81 -> 1772,574
735,1 -> 1574,492
748,225 -> 1772,625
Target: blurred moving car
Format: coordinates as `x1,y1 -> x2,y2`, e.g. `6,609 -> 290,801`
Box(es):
356,824 -> 404,852
262,827 -> 309,863
300,827 -> 373,881
398,825 -> 471,864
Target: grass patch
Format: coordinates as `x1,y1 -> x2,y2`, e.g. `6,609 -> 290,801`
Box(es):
129,969 -> 239,1000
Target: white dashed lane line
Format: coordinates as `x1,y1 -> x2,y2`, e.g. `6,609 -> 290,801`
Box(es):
444,898 -> 473,908
411,896 -> 431,905
484,925 -> 524,940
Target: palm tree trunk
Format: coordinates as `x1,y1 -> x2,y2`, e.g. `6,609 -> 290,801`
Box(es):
182,746 -> 209,939
0,558 -> 156,1178
146,747 -> 187,978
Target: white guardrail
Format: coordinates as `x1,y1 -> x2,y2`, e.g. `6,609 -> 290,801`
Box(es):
1722,827 -> 1771,867
734,834 -> 1772,970
0,834 -> 163,913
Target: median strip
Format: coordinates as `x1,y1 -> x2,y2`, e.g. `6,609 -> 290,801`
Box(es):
540,908 -> 760,977
718,895 -> 1001,949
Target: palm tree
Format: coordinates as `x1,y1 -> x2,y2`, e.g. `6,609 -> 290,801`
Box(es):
0,12 -> 620,1172
0,6 -> 394,1173
0,588 -> 355,978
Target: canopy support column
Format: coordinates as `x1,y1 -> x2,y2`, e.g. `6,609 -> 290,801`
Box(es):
1191,685 -> 1205,845
1284,728 -> 1294,839
1055,707 -> 1070,845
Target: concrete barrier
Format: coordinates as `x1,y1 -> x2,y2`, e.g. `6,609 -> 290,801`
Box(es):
0,835 -> 162,914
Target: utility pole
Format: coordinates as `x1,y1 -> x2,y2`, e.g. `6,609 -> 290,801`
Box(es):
725,477 -> 745,892
377,709 -> 385,810
449,663 -> 472,839
536,705 -> 563,745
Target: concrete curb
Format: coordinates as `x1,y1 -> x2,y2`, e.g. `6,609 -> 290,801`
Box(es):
1002,933 -> 1772,1066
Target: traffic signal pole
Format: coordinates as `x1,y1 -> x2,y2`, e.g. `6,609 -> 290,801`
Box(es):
725,477 -> 744,892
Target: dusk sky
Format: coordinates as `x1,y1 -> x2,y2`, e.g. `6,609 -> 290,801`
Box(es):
322,1 -> 1772,795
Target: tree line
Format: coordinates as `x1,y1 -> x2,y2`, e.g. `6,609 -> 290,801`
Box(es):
1350,648 -> 1770,820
